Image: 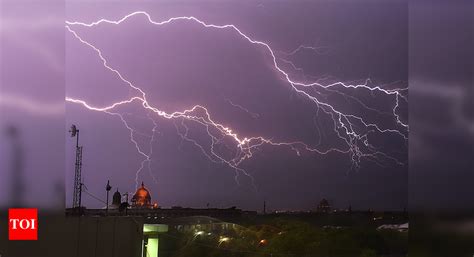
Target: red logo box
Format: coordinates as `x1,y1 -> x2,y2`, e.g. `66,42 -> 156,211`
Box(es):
8,208 -> 38,240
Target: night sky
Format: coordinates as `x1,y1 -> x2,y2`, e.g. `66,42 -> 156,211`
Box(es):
1,0 -> 472,216
63,1 -> 409,212
0,0 -> 416,212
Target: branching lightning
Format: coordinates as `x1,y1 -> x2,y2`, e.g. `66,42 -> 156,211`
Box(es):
65,11 -> 408,189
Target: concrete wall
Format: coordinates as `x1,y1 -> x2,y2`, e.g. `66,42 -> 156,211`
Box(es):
1,214 -> 142,257
0,214 -> 76,257
1,214 -> 181,257
69,216 -> 143,257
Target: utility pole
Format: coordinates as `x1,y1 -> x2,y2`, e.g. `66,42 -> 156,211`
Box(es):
106,180 -> 112,215
69,125 -> 83,209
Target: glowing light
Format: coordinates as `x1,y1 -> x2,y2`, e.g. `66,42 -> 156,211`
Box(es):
218,236 -> 231,246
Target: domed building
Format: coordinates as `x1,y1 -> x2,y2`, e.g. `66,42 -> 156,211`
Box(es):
131,182 -> 152,208
111,189 -> 122,209
316,198 -> 331,213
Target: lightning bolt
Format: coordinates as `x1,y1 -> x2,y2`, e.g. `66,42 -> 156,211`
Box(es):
225,98 -> 260,119
65,11 -> 408,189
279,44 -> 333,58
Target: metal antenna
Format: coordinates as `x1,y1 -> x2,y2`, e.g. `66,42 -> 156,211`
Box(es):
69,124 -> 83,208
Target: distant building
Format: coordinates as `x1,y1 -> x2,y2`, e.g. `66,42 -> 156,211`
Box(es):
168,215 -> 240,234
316,198 -> 331,213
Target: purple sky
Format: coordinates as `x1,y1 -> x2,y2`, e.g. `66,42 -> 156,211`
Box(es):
0,1 -> 412,212
1,1 -> 65,209
1,0 -> 471,213
64,1 -> 408,211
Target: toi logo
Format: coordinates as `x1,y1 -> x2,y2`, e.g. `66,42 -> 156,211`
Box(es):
8,208 -> 38,240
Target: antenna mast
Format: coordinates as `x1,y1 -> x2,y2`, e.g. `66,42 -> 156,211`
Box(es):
69,124 -> 83,208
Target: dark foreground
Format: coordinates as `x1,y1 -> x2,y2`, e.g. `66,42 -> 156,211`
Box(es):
1,210 -> 412,257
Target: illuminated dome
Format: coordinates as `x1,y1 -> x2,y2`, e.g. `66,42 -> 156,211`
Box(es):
131,182 -> 152,208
